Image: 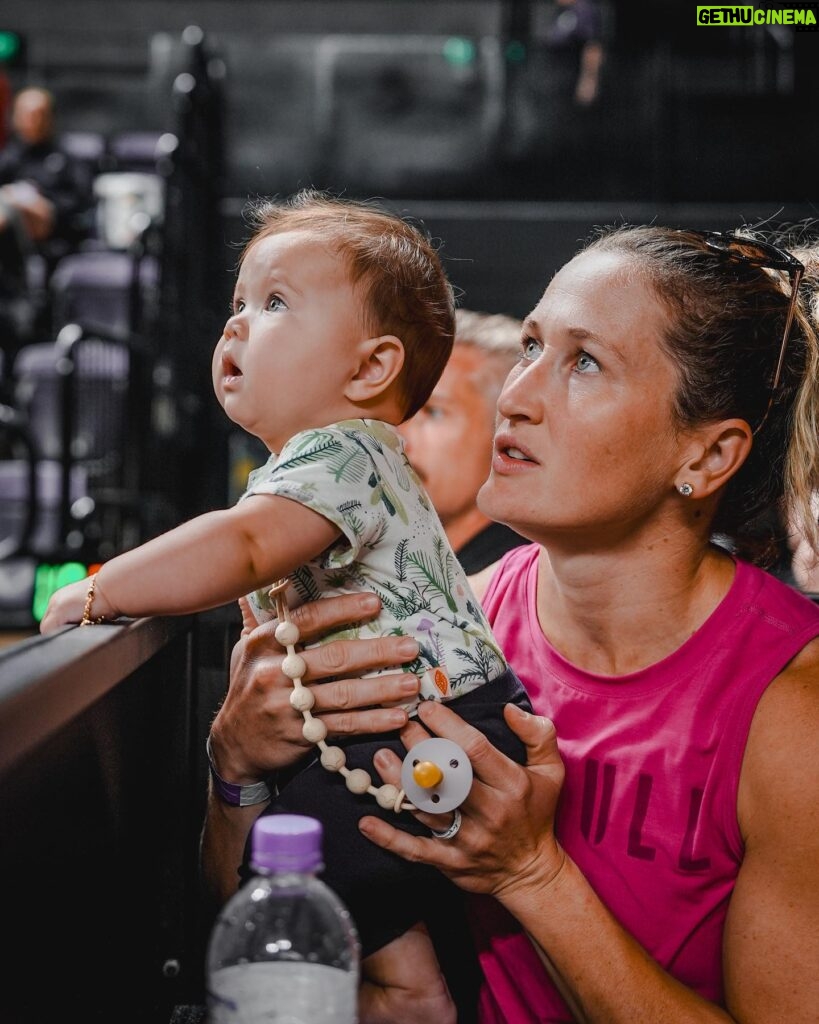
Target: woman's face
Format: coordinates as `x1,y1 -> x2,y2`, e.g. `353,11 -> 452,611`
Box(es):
478,248 -> 689,545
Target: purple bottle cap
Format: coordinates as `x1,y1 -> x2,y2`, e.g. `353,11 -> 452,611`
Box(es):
251,814 -> 324,873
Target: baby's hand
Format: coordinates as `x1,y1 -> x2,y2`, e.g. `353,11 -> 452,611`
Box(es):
39,575 -> 118,634
40,578 -> 93,633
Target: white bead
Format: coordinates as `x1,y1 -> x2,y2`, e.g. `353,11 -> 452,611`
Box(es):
289,687 -> 315,712
375,784 -> 401,810
281,653 -> 307,680
275,620 -> 300,646
302,717 -> 327,743
346,768 -> 372,794
320,746 -> 346,771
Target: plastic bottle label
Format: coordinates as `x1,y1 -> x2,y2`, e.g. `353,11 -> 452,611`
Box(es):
207,961 -> 357,1023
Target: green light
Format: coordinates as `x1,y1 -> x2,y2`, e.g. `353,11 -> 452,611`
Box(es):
443,37 -> 476,67
32,562 -> 88,622
505,40 -> 527,64
0,31 -> 22,63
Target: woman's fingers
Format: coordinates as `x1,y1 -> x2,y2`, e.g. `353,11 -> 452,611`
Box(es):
408,701 -> 565,820
413,699 -> 514,781
359,806 -> 461,871
310,673 -> 420,735
412,700 -> 563,789
286,592 -> 383,644
503,702 -> 564,781
359,701 -> 567,896
367,717 -> 432,786
238,592 -> 387,660
299,633 -> 420,683
215,594 -> 424,778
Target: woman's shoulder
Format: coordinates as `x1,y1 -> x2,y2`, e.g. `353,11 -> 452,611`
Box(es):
778,632 -> 819,677
743,628 -> 819,779
739,635 -> 819,833
737,560 -> 819,631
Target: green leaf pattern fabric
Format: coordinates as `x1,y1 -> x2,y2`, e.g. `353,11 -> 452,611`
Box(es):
239,419 -> 507,699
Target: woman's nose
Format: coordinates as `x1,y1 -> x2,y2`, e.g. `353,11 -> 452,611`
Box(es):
496,363 -> 543,424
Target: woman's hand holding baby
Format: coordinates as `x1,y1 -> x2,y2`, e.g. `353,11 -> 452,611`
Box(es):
360,700 -> 568,905
209,592 -> 422,783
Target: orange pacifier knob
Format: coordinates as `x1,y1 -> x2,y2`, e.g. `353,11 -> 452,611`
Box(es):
412,760 -> 444,789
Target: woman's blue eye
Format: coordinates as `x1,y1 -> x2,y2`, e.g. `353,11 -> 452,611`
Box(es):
520,337 -> 542,361
575,351 -> 600,373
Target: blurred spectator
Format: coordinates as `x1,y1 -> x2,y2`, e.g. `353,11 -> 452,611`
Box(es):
544,0 -> 605,108
505,0 -> 606,194
0,86 -> 92,359
786,242 -> 819,595
399,307 -> 528,582
787,491 -> 819,594
0,65 -> 11,150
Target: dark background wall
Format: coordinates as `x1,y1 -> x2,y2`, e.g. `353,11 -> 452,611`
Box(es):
2,0 -> 817,516
4,0 -> 817,314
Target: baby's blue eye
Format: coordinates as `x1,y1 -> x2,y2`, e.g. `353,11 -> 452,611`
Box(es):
267,295 -> 286,311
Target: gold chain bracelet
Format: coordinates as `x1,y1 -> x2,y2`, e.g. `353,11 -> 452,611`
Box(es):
80,573 -> 106,626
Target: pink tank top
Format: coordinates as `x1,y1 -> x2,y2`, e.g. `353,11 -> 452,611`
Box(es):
473,543 -> 819,1023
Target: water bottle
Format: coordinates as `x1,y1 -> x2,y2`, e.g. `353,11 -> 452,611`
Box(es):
206,814 -> 361,1023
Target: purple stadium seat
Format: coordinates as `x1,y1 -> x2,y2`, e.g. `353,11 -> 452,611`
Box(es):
49,249 -> 160,337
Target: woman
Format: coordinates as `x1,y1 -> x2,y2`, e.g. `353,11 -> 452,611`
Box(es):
203,226 -> 819,1022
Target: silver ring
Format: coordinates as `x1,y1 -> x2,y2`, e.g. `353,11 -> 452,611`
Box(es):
430,808 -> 462,841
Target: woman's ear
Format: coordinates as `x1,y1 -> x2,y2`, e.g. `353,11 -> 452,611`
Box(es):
674,418 -> 753,499
344,335 -> 405,402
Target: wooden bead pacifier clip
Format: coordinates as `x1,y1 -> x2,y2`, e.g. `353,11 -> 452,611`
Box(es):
267,578 -> 473,816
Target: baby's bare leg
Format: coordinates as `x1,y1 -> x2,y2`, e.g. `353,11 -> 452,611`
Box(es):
360,921 -> 457,1024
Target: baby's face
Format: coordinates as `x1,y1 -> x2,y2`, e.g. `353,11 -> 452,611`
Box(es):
213,230 -> 367,451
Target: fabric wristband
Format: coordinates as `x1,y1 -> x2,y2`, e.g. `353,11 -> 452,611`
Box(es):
206,735 -> 272,807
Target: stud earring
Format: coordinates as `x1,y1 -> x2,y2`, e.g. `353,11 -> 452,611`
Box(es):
678,482 -> 694,497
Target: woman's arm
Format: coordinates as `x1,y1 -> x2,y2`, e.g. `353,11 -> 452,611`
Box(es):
723,649 -> 819,1021
40,494 -> 339,631
360,693 -> 819,1023
200,592 -> 421,909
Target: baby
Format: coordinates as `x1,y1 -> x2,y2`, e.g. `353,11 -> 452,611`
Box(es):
41,189 -> 532,1017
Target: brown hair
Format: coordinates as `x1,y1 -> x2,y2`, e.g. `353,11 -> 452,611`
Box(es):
585,224 -> 819,565
242,189 -> 455,420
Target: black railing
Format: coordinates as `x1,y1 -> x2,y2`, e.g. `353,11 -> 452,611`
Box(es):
0,615 -> 214,1023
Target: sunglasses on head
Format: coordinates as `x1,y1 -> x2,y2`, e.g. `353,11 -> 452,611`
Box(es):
689,230 -> 804,434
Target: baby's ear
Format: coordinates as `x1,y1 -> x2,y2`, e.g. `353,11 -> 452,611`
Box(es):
345,335 -> 405,402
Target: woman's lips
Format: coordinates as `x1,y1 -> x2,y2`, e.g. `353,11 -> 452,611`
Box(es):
492,433 -> 538,473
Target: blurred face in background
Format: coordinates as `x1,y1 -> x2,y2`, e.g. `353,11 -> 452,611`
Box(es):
12,89 -> 54,146
399,345 -> 500,537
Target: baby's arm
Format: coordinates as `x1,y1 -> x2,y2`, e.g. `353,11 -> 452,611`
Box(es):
359,922 -> 456,1024
39,495 -> 340,632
